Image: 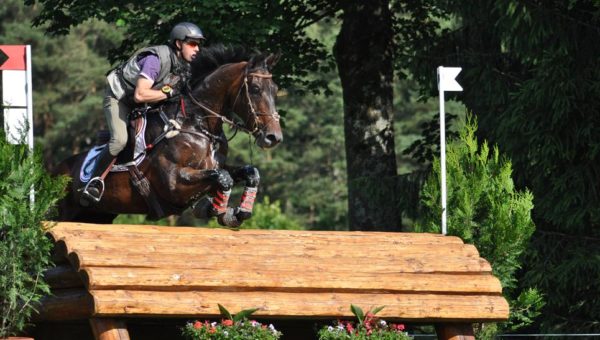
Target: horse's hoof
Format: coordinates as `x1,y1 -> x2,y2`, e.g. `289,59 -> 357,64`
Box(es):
236,210 -> 252,222
192,197 -> 214,218
218,208 -> 242,228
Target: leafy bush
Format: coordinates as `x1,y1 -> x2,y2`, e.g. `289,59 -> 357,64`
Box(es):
318,305 -> 412,340
0,132 -> 68,337
414,115 -> 543,335
182,304 -> 282,340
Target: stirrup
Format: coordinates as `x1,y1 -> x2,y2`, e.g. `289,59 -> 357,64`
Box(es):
80,177 -> 106,205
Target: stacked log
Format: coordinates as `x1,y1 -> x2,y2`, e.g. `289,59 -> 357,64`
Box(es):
37,222 -> 508,322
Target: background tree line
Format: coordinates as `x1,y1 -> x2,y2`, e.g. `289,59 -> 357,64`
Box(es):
1,0 -> 598,335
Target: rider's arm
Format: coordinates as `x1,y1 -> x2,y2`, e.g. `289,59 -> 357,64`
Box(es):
133,53 -> 169,104
133,77 -> 169,104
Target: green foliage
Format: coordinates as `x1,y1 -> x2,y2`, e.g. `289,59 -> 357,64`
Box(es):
25,0 -> 338,93
182,319 -> 282,340
0,132 -> 68,337
415,116 -> 542,334
182,305 -> 281,340
318,305 -> 411,340
207,196 -> 301,230
521,232 -> 600,333
402,1 -> 600,331
0,0 -> 124,169
113,213 -> 177,226
217,304 -> 259,323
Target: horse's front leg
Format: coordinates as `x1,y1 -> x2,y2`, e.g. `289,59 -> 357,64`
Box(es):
226,165 -> 260,222
179,167 -> 234,218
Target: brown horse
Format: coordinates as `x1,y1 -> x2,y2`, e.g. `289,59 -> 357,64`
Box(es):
54,46 -> 282,225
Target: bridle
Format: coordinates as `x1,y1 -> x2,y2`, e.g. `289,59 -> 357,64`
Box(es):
238,71 -> 281,135
185,67 -> 280,137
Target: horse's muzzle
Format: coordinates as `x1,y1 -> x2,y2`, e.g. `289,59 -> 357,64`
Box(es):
254,130 -> 283,148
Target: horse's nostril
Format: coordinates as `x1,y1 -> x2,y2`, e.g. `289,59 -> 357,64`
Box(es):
266,133 -> 281,144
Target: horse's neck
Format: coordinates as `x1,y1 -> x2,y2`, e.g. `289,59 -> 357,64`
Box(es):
198,63 -> 245,113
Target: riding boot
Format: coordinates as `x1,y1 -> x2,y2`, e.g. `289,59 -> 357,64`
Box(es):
80,148 -> 116,207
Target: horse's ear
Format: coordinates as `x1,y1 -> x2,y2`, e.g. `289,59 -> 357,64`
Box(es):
265,53 -> 281,71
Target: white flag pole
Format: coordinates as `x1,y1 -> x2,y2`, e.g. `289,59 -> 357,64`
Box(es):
26,45 -> 33,153
438,84 -> 447,235
26,45 -> 35,205
437,66 -> 463,235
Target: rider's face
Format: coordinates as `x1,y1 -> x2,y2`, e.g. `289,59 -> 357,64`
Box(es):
179,39 -> 201,63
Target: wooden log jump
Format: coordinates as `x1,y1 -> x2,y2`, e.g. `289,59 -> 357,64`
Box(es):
37,222 -> 509,339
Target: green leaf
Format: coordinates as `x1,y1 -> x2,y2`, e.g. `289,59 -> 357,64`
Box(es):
218,304 -> 233,320
233,308 -> 260,322
350,304 -> 364,324
370,305 -> 386,315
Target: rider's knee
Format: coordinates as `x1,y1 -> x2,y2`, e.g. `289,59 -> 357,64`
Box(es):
109,134 -> 128,155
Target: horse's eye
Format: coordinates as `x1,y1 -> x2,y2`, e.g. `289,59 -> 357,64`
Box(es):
250,84 -> 261,94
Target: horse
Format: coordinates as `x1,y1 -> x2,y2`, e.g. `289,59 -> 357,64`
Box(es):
53,45 -> 283,226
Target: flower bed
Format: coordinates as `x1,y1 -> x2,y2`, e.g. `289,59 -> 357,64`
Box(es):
182,305 -> 282,340
318,305 -> 412,340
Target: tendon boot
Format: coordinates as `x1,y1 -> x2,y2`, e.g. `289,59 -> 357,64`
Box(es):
80,148 -> 116,207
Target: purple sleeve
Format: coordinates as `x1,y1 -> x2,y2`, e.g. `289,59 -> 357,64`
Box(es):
137,53 -> 161,82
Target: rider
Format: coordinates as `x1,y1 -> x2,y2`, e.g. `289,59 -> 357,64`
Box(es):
80,22 -> 205,206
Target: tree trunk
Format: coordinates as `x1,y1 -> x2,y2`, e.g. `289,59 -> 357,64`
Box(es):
334,0 -> 401,231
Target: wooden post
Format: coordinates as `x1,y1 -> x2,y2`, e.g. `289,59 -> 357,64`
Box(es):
89,318 -> 130,340
435,323 -> 475,340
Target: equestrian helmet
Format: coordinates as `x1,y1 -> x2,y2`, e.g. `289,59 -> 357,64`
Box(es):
169,22 -> 205,45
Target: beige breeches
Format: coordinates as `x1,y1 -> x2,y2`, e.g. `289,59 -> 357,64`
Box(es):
103,87 -> 131,157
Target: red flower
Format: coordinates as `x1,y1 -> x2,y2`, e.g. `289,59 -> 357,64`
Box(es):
222,319 -> 233,326
209,327 -> 216,334
346,322 -> 354,333
193,321 -> 202,329
391,323 -> 405,331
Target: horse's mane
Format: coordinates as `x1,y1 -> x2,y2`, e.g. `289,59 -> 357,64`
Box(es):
189,44 -> 259,87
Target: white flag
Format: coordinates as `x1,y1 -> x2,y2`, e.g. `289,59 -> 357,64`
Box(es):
437,66 -> 463,92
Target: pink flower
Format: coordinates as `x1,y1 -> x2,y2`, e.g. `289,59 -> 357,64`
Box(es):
193,321 -> 202,329
222,319 -> 233,326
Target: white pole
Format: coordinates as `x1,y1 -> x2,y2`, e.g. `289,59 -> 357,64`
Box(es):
437,66 -> 462,236
26,45 -> 33,153
439,87 -> 447,235
26,45 -> 35,204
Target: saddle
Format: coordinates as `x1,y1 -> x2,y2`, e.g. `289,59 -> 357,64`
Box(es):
79,118 -> 147,183
81,106 -> 177,220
